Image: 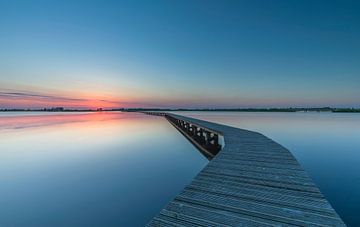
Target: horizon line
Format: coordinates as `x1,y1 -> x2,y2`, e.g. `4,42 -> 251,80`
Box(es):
1,107 -> 359,112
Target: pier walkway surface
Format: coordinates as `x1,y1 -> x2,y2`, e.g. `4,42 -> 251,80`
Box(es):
146,113 -> 345,226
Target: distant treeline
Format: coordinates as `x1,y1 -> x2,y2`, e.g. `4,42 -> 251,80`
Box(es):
1,107 -> 360,113
0,107 -> 94,112
332,108 -> 360,113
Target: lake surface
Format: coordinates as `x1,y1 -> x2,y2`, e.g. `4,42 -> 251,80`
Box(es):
175,111 -> 360,226
1,111 -> 359,226
0,112 -> 207,227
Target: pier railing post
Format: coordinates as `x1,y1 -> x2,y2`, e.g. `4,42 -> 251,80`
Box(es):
162,114 -> 222,158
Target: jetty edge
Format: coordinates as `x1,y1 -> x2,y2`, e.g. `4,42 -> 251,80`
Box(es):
144,112 -> 346,226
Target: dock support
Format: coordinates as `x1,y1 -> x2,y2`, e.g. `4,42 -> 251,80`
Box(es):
164,114 -> 223,159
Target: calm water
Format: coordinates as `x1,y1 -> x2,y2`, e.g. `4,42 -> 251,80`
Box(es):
0,112 -> 207,226
175,111 -> 360,226
1,111 -> 359,226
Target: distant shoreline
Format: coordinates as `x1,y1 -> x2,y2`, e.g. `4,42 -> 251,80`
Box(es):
1,107 -> 359,113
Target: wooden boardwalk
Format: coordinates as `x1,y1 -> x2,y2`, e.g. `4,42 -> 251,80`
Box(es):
147,113 -> 345,226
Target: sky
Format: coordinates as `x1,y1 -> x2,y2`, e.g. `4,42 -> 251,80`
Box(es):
0,0 -> 359,109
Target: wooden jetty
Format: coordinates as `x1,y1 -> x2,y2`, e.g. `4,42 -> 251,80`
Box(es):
145,112 -> 345,226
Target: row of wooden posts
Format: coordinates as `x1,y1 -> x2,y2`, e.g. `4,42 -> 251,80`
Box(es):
165,114 -> 222,157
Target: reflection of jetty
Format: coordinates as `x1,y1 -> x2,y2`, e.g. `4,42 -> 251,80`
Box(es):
145,112 -> 345,226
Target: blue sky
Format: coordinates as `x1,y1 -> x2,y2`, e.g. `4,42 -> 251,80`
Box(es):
0,0 -> 359,108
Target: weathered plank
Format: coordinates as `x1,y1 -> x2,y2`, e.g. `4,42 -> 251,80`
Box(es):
146,113 -> 345,226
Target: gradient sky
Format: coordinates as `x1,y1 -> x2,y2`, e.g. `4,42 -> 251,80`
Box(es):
0,0 -> 359,109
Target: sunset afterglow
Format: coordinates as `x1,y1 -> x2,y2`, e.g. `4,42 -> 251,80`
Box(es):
1,1 -> 359,109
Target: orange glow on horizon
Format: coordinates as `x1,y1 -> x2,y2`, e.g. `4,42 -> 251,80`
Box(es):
0,88 -> 135,109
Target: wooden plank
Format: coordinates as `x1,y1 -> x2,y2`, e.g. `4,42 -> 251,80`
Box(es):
176,189 -> 343,226
193,174 -> 324,199
206,161 -> 310,178
210,158 -> 304,171
188,179 -> 332,208
215,154 -> 300,166
163,201 -> 281,227
184,183 -> 336,215
196,171 -> 322,194
159,209 -> 228,227
202,166 -> 317,187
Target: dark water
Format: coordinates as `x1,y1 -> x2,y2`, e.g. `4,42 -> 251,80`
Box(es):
0,112 -> 207,226
175,111 -> 360,226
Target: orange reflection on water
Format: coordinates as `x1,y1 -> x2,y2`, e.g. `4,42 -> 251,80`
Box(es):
0,111 -> 164,160
0,112 -> 148,131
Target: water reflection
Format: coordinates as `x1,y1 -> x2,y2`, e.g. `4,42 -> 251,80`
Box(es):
175,111 -> 360,226
0,112 -> 208,227
0,112 -> 136,130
